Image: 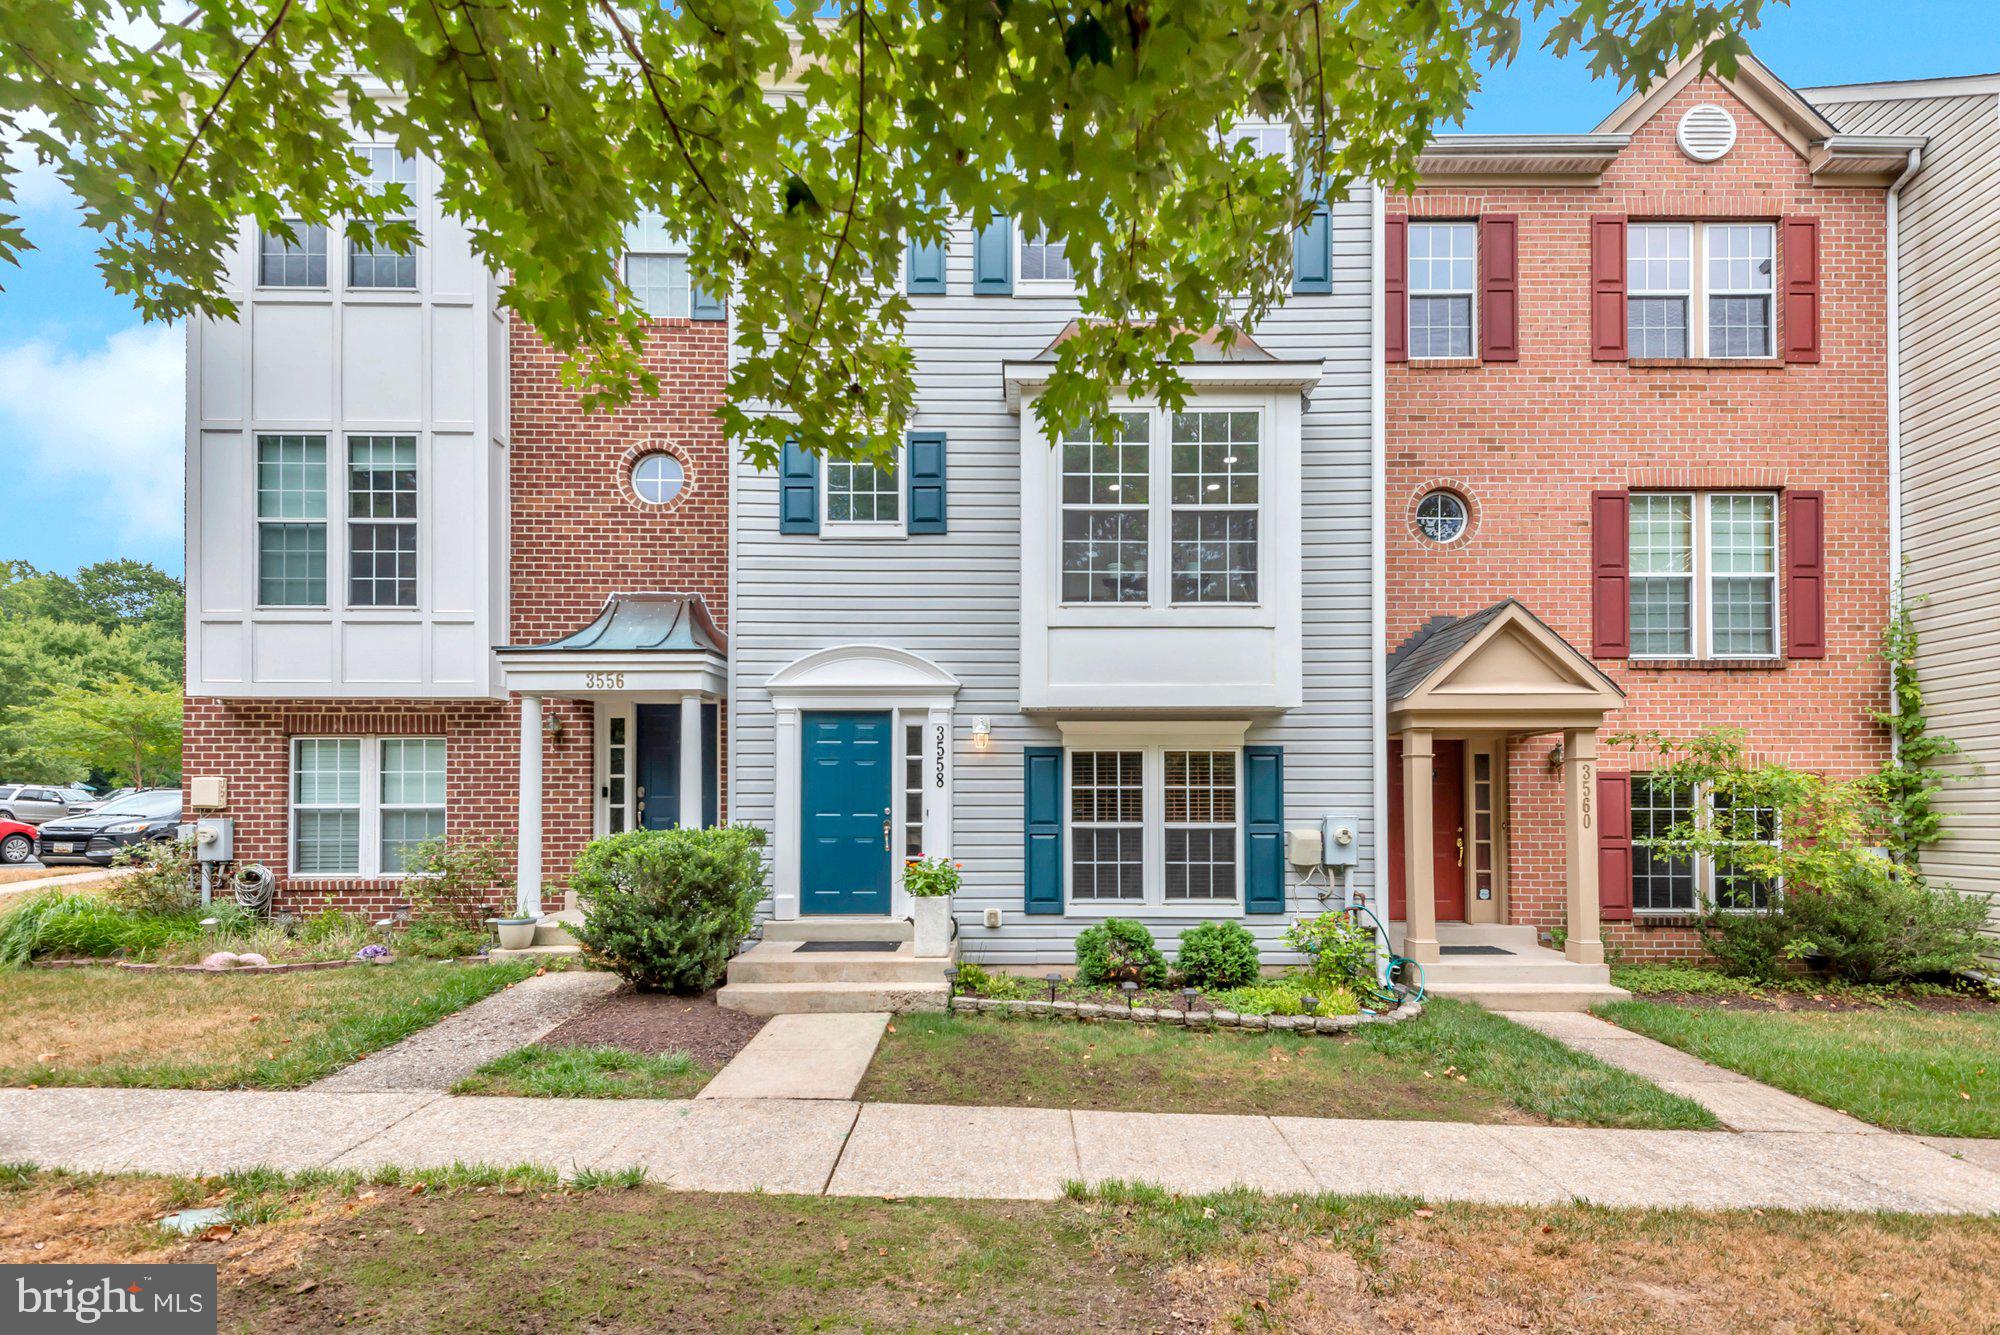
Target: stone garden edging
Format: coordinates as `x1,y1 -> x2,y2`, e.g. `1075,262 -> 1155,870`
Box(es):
34,957 -> 383,975
947,993 -> 1423,1033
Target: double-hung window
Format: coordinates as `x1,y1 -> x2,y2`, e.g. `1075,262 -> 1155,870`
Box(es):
1629,491 -> 1777,659
258,219 -> 328,288
291,736 -> 445,878
1017,229 -> 1074,289
347,435 -> 418,607
825,453 -> 901,532
623,213 -> 691,318
1069,746 -> 1242,907
1627,222 -> 1774,358
257,435 -> 329,607
1630,776 -> 1780,914
1408,222 -> 1476,357
348,146 -> 418,289
1060,406 -> 1264,608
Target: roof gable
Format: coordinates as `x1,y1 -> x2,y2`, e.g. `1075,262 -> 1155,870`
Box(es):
1388,601 -> 1623,732
1593,49 -> 1838,159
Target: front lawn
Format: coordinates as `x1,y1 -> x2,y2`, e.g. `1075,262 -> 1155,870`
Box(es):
451,1043 -> 714,1099
1596,998 -> 2000,1138
2,1165 -> 1990,1332
858,998 -> 1717,1129
0,960 -> 536,1090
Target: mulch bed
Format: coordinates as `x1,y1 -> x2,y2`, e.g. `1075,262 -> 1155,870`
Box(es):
1643,989 -> 1998,1014
537,988 -> 767,1068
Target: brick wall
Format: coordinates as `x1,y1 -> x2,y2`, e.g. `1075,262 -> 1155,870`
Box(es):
1386,78 -> 1893,958
182,316 -> 732,914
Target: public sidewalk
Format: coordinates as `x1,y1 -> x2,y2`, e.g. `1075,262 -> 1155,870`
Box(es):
3,1084 -> 1996,1213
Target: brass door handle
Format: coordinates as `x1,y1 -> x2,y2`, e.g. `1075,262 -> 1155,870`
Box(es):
883,817 -> 892,851
1456,836 -> 1464,866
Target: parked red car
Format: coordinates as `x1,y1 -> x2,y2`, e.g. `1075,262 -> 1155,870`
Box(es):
0,818 -> 34,865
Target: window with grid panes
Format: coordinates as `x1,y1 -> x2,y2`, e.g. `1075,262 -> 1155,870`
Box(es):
903,723 -> 925,859
1627,222 -> 1774,358
257,435 -> 329,606
1070,751 -> 1144,901
1631,776 -> 1697,913
348,146 -> 418,289
622,212 -> 691,318
379,739 -> 445,873
1409,222 -> 1476,357
1708,494 -> 1777,656
1629,492 -> 1777,659
347,436 -> 417,607
1627,224 -> 1692,357
1711,794 -> 1780,911
826,456 -> 900,526
1061,412 -> 1150,603
1164,750 -> 1238,901
1169,410 -> 1259,604
292,739 -> 362,875
1018,230 -> 1073,285
1705,225 -> 1774,358
259,220 -> 327,287
1629,493 -> 1693,656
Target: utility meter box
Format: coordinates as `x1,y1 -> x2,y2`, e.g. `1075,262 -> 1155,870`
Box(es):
189,776 -> 228,810
1319,812 -> 1362,867
192,817 -> 234,863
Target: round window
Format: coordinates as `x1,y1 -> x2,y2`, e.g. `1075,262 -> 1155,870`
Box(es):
630,453 -> 686,505
1415,490 -> 1469,544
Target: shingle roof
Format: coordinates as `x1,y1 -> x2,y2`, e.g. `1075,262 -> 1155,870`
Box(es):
1385,601 -> 1518,703
500,593 -> 727,656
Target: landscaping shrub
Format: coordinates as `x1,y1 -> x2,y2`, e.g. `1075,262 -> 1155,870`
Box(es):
568,826 -> 767,993
1209,979 -> 1359,1017
1174,921 -> 1261,989
1073,918 -> 1169,988
1705,865 -> 1990,985
1282,911 -> 1379,990
104,838 -> 200,915
401,836 -> 514,931
952,962 -> 1039,1001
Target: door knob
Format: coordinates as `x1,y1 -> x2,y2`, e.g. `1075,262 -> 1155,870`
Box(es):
883,816 -> 892,851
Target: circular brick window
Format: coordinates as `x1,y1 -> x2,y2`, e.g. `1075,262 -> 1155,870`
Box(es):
1414,489 -> 1470,545
630,452 -> 686,506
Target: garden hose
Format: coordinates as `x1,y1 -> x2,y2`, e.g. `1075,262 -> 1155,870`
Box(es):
1346,900 -> 1426,1009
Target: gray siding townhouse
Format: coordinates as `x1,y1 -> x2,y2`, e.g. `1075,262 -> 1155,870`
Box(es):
727,179 -> 1383,994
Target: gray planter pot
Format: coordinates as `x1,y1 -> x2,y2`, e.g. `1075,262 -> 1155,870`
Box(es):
493,918 -> 538,951
912,896 -> 954,958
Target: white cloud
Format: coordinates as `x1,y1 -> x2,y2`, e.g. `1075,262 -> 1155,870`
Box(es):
0,324 -> 186,546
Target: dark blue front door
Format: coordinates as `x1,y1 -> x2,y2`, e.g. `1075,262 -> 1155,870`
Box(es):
800,710 -> 892,915
635,704 -> 680,830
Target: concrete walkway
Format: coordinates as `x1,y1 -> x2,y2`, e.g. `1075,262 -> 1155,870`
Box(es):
0,866 -> 135,898
311,970 -> 623,1092
697,1013 -> 888,1100
2,1085 -> 1996,1213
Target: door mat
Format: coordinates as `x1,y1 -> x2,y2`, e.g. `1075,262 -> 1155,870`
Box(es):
794,940 -> 901,953
1439,945 -> 1513,956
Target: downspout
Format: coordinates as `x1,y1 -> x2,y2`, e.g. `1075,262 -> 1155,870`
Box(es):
1369,179 -> 1390,980
1885,146 -> 1921,767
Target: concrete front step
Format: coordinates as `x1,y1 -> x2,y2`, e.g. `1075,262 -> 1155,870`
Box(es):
532,909 -> 584,949
1418,958 -> 1614,986
726,940 -> 949,985
488,943 -> 585,961
716,980 -> 951,1016
1433,921 -> 1542,949
1429,981 -> 1632,1012
760,917 -> 913,943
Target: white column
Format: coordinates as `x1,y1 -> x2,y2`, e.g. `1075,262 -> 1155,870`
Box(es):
679,693 -> 705,829
516,693 -> 544,917
773,706 -> 801,919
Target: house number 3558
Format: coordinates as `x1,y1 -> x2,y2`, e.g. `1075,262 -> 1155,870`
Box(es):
932,724 -> 947,788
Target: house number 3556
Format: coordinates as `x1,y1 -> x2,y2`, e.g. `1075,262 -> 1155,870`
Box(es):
583,671 -> 625,690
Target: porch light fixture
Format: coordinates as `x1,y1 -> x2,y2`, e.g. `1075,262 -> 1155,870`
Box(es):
1044,972 -> 1062,1002
1547,741 -> 1564,771
970,717 -> 992,749
1121,980 -> 1139,1011
545,715 -> 567,745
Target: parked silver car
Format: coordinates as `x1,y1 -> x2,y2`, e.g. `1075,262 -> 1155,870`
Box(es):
0,784 -> 92,825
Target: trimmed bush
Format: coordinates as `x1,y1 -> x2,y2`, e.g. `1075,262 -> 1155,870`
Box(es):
1705,866 -> 1990,985
1073,918 -> 1169,988
568,826 -> 767,993
1175,920 -> 1261,989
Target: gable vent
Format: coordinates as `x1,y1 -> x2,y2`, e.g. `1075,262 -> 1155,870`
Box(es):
1676,104 -> 1738,162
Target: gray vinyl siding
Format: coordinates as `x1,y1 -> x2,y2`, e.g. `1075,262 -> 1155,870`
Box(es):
730,195 -> 1378,967
1816,89 -> 2000,951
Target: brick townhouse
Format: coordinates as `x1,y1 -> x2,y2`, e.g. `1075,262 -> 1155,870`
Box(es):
1382,52 -> 1914,967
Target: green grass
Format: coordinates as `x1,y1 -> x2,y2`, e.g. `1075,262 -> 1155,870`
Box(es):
450,1043 -> 712,1099
859,998 -> 1715,1129
0,959 -> 537,1089
1597,998 -> 2000,1137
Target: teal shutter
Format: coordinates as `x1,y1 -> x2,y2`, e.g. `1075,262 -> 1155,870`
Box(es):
1243,745 -> 1285,913
1023,746 -> 1064,915
1293,205 -> 1331,294
906,234 -> 947,294
906,430 -> 948,534
778,440 -> 818,534
973,215 -> 1013,294
691,285 -> 725,320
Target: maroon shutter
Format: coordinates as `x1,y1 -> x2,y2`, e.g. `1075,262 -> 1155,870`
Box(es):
1590,215 -> 1628,362
1597,772 -> 1634,923
1590,489 -> 1631,658
1384,214 -> 1409,363
1785,489 -> 1826,659
1782,217 -> 1821,364
1479,214 -> 1519,361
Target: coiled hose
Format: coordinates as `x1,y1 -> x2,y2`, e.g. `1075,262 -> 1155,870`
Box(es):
1347,899 -> 1425,1010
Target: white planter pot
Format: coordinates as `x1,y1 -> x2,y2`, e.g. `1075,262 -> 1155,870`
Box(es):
912,896 -> 954,958
494,919 -> 538,951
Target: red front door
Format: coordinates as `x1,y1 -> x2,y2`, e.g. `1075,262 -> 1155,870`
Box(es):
1387,739 -> 1467,922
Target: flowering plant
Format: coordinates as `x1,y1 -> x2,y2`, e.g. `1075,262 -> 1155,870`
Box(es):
901,856 -> 962,898
355,943 -> 392,961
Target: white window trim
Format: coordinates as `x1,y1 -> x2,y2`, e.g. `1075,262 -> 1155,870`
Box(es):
1014,227 -> 1078,296
1408,220 -> 1479,359
255,433 -> 333,612
1628,221 -> 1776,360
1628,490 -> 1781,662
1631,777 -> 1782,916
821,444 -> 907,539
343,433 -> 420,611
1047,396 -> 1278,625
288,736 -> 445,881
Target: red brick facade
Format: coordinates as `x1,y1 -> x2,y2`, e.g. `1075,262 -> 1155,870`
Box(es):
1386,78 -> 1893,959
182,317 -> 732,915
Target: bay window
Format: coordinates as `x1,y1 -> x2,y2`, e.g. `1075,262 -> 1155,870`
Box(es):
292,736 -> 446,878
1629,491 -> 1777,660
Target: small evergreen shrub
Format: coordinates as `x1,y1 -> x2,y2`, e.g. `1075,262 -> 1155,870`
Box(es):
569,826 -> 767,993
1706,865 -> 1990,985
1073,918 -> 1169,988
1174,920 -> 1261,989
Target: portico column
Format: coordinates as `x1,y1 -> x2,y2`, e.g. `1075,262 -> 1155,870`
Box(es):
1400,728 -> 1440,965
516,693 -> 543,918
1563,727 -> 1605,965
678,693 -> 705,829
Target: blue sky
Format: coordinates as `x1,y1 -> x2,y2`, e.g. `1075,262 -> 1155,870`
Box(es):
3,1 -> 1996,581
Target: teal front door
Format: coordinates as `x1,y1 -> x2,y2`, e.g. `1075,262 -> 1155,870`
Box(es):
800,710 -> 893,915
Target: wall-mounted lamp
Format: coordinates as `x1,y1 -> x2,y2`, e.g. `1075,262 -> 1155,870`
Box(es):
545,715 -> 567,745
1547,741 -> 1564,771
970,716 -> 992,750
